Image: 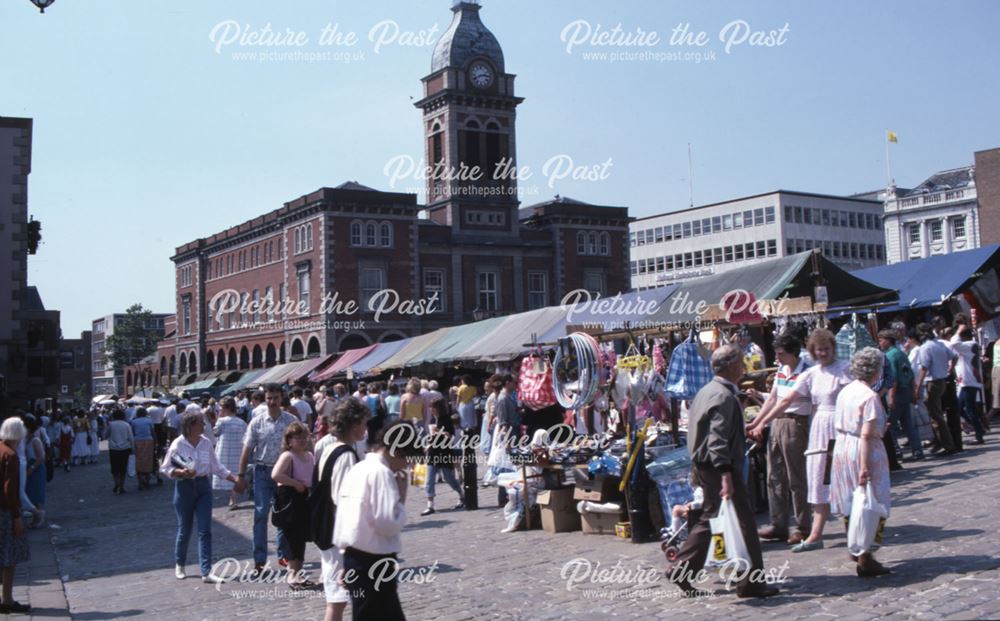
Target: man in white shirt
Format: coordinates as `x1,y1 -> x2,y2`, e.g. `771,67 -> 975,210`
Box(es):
913,323 -> 958,453
289,387 -> 313,425
334,421 -> 423,620
952,326 -> 986,444
423,380 -> 443,405
250,391 -> 267,420
164,400 -> 180,443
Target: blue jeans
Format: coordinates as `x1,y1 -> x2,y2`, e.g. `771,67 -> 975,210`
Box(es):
174,477 -> 213,576
425,465 -> 462,501
958,387 -> 986,438
893,388 -> 922,455
253,464 -> 288,565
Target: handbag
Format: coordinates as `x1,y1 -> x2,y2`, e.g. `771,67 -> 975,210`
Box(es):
847,482 -> 889,555
518,353 -> 557,411
271,485 -> 302,529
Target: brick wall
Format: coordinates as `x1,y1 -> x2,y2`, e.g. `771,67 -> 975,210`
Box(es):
975,148 -> 1000,246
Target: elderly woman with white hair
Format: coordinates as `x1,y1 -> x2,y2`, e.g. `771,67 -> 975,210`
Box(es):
160,410 -> 246,583
0,418 -> 31,614
831,347 -> 892,577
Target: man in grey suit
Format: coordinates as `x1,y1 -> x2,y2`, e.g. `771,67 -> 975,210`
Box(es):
667,344 -> 779,598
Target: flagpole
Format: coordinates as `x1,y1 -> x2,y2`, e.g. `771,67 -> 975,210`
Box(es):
885,129 -> 893,186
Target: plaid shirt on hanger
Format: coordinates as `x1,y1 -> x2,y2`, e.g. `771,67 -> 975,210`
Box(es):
665,339 -> 713,401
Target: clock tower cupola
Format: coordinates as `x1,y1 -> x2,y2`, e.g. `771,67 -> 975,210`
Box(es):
415,1 -> 524,234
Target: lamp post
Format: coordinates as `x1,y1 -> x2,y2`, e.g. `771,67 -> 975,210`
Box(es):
29,0 -> 55,12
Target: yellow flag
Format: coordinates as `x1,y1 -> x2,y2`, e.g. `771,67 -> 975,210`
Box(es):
887,131 -> 898,143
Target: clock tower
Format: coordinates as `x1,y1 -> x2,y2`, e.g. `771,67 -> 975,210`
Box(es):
414,1 -> 524,235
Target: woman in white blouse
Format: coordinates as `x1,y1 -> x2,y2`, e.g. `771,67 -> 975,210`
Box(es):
317,398 -> 368,621
160,411 -> 246,583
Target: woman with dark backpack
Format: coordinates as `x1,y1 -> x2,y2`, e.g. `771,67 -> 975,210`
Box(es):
313,399 -> 367,621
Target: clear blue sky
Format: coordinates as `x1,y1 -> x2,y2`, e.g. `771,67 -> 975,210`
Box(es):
3,0 -> 999,335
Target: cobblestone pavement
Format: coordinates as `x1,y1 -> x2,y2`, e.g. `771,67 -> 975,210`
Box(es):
27,435 -> 1000,621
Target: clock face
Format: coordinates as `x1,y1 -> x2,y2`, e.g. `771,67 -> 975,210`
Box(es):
469,62 -> 493,89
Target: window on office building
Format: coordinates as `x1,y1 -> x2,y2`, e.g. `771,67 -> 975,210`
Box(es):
767,239 -> 777,256
735,245 -> 744,261
765,206 -> 775,224
794,206 -> 803,223
754,208 -> 765,226
803,208 -> 813,225
822,209 -> 830,226
849,212 -> 857,228
733,212 -> 743,229
692,220 -> 701,236
786,240 -> 795,255
756,240 -> 766,257
712,216 -> 722,233
745,243 -> 755,259
713,247 -> 723,263
723,215 -> 732,231
702,218 -> 711,234
682,252 -> 692,268
656,257 -> 665,272
654,227 -> 664,243
908,223 -> 920,244
785,206 -> 793,223
693,250 -> 703,266
682,222 -> 691,238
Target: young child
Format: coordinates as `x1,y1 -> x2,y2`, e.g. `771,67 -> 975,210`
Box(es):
666,485 -> 704,542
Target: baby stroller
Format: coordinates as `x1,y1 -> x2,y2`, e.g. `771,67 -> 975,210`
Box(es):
661,506 -> 702,562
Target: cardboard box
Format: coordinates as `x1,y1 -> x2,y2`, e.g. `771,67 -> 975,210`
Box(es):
580,510 -> 623,535
537,487 -> 581,533
573,474 -> 623,503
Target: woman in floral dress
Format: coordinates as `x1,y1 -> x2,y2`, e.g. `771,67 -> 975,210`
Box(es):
831,347 -> 892,577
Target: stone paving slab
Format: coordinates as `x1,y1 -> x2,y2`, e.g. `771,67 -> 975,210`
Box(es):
29,436 -> 1000,620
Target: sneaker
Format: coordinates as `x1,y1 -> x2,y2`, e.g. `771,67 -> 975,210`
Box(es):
202,574 -> 226,584
453,501 -> 466,510
420,507 -> 436,516
278,557 -> 288,568
175,565 -> 186,580
912,450 -> 925,461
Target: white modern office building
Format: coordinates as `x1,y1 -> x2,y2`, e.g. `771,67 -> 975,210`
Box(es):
882,166 -> 979,264
630,190 -> 886,289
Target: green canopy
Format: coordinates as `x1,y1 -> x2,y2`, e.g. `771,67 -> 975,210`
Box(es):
404,316 -> 508,367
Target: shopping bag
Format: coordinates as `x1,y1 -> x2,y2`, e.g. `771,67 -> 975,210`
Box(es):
718,498 -> 751,569
410,463 -> 427,487
910,401 -> 934,443
847,482 -> 889,555
705,513 -> 727,568
127,454 -> 136,478
704,498 -> 750,569
518,354 -> 557,411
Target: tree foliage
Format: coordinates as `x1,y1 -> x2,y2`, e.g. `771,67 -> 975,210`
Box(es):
103,304 -> 162,370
